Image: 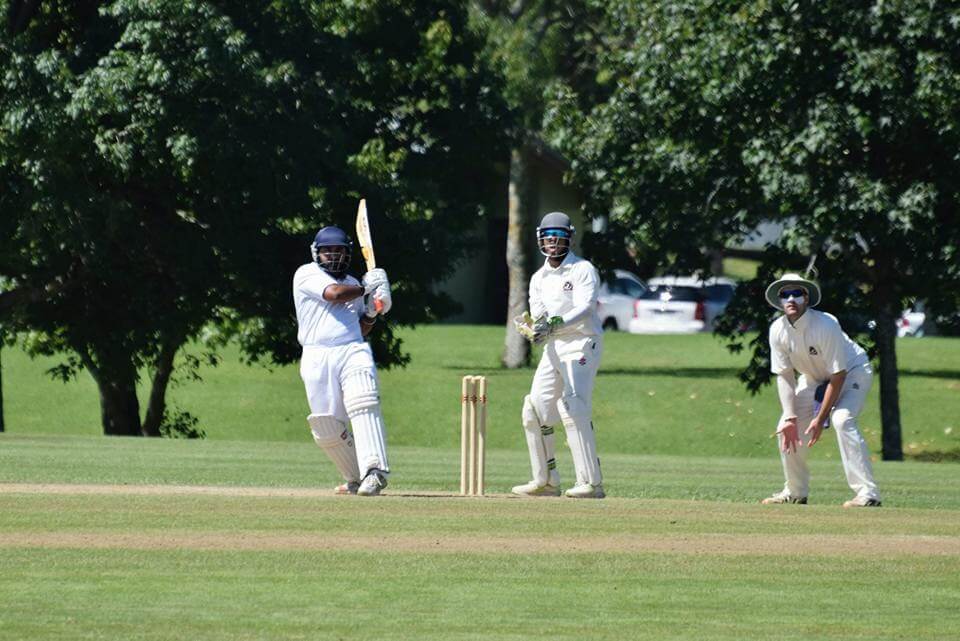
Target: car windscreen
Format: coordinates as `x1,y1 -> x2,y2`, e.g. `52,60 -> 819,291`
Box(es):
640,286 -> 702,302
618,278 -> 646,298
703,284 -> 735,303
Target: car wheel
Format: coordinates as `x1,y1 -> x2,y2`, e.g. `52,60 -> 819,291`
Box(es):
602,318 -> 618,331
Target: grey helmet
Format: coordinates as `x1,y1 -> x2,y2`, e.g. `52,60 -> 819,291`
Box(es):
536,212 -> 574,258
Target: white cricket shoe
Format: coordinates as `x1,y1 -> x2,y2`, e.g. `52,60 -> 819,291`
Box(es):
842,496 -> 882,508
511,480 -> 561,497
761,490 -> 807,505
334,481 -> 360,495
564,483 -> 606,499
357,470 -> 388,497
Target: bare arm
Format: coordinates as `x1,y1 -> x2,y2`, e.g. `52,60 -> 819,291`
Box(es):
775,371 -> 800,453
322,284 -> 365,303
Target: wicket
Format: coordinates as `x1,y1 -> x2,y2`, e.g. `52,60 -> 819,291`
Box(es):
460,375 -> 487,496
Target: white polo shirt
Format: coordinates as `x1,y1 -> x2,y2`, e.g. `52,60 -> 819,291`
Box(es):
529,252 -> 602,338
769,308 -> 868,382
293,263 -> 364,347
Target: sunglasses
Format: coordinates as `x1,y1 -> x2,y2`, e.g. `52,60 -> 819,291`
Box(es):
779,289 -> 807,300
541,229 -> 571,238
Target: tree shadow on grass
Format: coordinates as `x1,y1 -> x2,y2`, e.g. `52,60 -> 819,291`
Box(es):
898,369 -> 960,380
906,449 -> 960,463
599,367 -> 743,378
440,365 -> 516,374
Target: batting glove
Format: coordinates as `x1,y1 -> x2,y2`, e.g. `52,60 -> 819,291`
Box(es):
369,283 -> 392,316
362,268 -> 389,295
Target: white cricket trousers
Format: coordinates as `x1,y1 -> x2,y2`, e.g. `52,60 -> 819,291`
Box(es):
529,334 -> 603,484
300,341 -> 389,475
778,363 -> 880,501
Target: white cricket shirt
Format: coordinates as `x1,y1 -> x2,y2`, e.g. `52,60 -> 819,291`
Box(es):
293,263 -> 364,347
769,308 -> 869,382
529,252 -> 602,338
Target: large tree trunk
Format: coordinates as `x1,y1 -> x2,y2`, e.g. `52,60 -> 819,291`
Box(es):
502,145 -> 535,368
874,308 -> 903,461
80,349 -> 142,436
0,344 -> 5,432
141,340 -> 180,437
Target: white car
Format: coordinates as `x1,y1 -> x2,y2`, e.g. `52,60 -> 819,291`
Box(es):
898,305 -> 926,337
597,270 -> 647,331
628,276 -> 737,334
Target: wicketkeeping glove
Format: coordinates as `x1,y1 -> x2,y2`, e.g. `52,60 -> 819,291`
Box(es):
513,312 -> 537,342
531,314 -> 564,344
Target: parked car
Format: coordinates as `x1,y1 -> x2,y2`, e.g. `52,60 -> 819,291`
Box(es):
898,306 -> 926,337
628,276 -> 737,334
597,269 -> 647,331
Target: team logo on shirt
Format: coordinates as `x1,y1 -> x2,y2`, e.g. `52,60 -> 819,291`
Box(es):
578,356 -> 587,365
809,346 -> 819,356
853,383 -> 860,390
563,281 -> 573,291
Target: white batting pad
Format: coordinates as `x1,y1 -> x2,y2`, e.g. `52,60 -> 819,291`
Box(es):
308,414 -> 361,483
342,368 -> 389,475
558,394 -> 602,485
521,395 -> 560,486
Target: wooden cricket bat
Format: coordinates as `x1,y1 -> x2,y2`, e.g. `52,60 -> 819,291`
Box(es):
355,198 -> 383,313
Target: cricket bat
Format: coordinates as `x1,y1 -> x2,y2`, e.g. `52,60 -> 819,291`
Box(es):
355,198 -> 383,313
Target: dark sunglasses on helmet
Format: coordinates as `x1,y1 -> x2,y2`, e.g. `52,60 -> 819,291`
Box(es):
541,229 -> 570,238
779,289 -> 807,300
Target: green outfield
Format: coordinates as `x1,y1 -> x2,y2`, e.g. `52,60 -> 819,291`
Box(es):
1,436 -> 959,641
2,328 -> 959,640
3,326 -> 959,458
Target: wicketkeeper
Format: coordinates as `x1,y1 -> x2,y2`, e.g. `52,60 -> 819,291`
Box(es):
292,226 -> 393,496
512,212 -> 605,499
762,272 -> 882,508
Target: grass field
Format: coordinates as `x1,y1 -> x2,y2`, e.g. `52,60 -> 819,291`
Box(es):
1,435 -> 959,640
2,327 -> 959,639
3,326 -> 959,458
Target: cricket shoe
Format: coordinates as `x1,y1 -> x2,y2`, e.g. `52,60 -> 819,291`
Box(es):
564,483 -> 606,499
334,481 -> 360,495
761,490 -> 807,505
842,496 -> 882,508
511,480 -> 561,497
357,470 -> 388,497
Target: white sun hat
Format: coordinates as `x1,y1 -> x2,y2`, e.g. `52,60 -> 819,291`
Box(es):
765,272 -> 821,310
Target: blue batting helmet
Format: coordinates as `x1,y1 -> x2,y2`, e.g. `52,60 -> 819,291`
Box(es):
311,226 -> 352,276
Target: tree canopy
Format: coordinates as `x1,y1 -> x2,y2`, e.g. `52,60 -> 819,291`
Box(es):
0,0 -> 508,435
547,0 -> 960,459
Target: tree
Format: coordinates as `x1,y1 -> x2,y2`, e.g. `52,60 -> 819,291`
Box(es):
473,1 -> 607,368
0,0 -> 507,436
547,0 -> 960,460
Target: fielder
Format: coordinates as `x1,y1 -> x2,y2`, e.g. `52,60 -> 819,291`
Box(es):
512,212 -> 605,499
762,272 -> 882,507
293,225 -> 393,497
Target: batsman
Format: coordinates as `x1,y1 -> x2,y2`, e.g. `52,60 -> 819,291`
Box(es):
292,202 -> 392,497
512,212 -> 605,499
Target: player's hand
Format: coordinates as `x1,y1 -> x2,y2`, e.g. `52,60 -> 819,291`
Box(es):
777,418 -> 800,454
805,417 -> 825,447
362,268 -> 389,294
